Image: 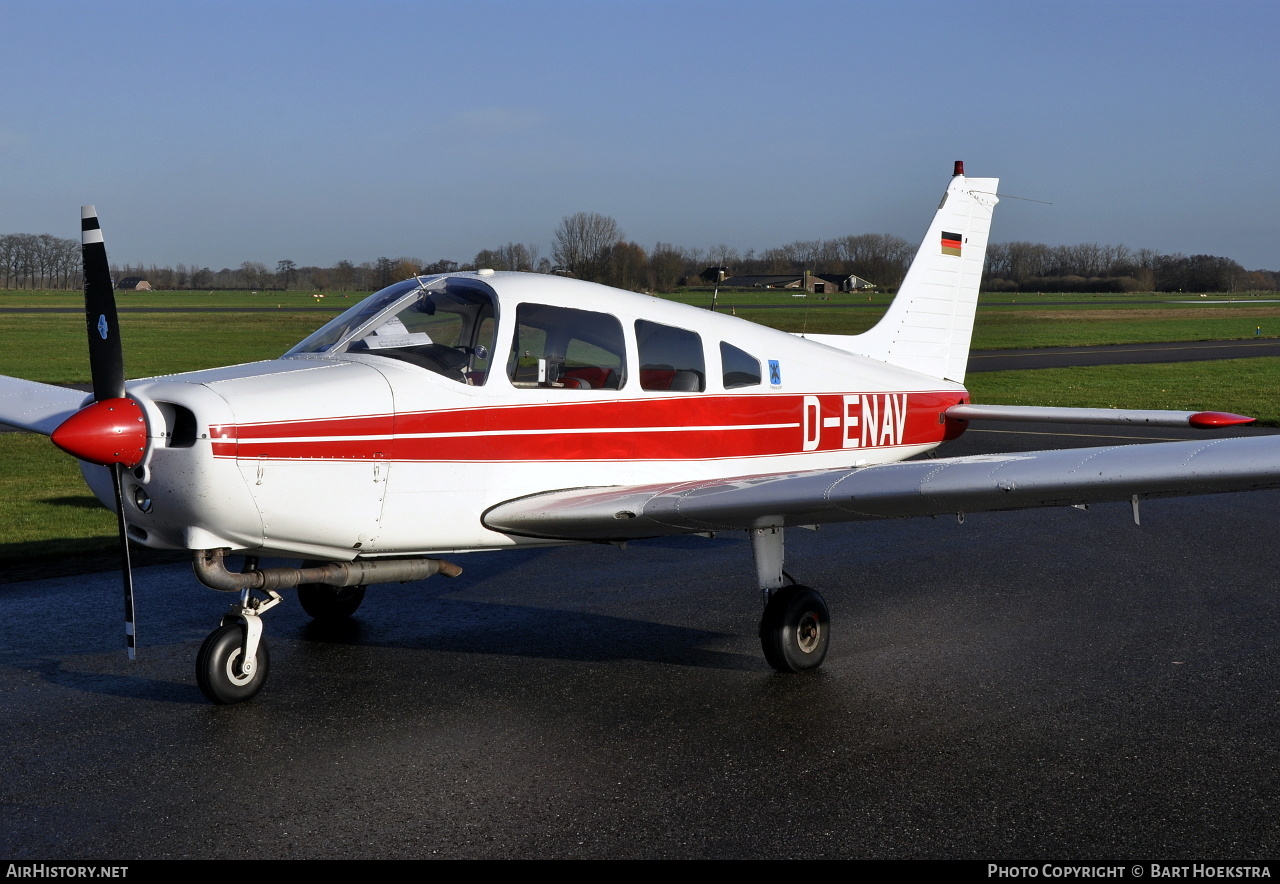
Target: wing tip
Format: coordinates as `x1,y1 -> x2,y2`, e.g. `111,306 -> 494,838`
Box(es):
1188,411 -> 1255,428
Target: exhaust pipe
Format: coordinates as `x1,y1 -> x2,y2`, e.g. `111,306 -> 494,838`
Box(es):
194,548 -> 462,593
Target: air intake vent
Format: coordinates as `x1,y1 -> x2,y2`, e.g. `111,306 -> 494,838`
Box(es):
159,403 -> 198,448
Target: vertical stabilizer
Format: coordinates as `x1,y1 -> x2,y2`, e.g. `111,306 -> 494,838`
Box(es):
807,164 -> 999,383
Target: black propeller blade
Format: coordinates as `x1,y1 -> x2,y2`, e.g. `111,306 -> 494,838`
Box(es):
81,207 -> 125,403
108,463 -> 137,660
81,206 -> 138,660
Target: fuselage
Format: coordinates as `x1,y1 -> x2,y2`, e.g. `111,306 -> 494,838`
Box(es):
86,272 -> 969,560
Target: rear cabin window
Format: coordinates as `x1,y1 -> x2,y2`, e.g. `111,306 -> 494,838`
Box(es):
507,303 -> 627,390
720,341 -> 762,389
636,320 -> 705,392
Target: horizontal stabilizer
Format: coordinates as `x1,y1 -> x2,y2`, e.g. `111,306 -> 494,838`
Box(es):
484,434 -> 1280,541
0,376 -> 87,435
945,403 -> 1255,429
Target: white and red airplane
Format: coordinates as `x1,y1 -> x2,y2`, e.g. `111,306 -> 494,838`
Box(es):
2,162 -> 1274,704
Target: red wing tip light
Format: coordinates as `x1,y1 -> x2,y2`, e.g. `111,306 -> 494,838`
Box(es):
1188,411 -> 1256,428
51,398 -> 147,468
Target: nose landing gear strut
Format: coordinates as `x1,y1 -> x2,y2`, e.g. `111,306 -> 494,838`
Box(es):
191,549 -> 461,704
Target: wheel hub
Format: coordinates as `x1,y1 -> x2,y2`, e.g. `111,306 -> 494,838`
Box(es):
224,648 -> 256,686
796,610 -> 821,654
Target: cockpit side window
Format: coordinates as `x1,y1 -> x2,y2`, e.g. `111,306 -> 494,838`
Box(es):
720,341 -> 761,389
637,320 -> 705,392
507,303 -> 626,390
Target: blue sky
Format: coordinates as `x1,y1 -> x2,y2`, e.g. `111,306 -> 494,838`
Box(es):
2,0 -> 1277,270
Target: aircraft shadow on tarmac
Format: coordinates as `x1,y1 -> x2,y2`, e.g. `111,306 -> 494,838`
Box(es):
15,654 -> 208,705
6,599 -> 760,707
291,596 -> 755,670
4,582 -> 765,709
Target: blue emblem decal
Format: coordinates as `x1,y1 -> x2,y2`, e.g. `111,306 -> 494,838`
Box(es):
768,360 -> 781,386
97,315 -> 109,340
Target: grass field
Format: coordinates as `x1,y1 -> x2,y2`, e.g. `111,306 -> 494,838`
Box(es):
0,434 -> 117,558
7,287 -> 1280,383
967,357 -> 1280,418
1,286 -> 1277,561
971,307 -> 1280,349
0,288 -> 353,310
669,287 -> 1280,309
0,313 -> 331,383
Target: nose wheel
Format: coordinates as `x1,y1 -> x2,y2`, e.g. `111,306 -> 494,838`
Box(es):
195,584 -> 281,704
196,622 -> 271,704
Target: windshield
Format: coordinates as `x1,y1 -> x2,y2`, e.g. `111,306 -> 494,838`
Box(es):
285,276 -> 498,385
286,278 -> 430,355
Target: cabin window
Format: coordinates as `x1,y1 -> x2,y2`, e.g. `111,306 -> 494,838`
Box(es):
636,320 -> 705,392
507,303 -> 627,390
720,341 -> 761,389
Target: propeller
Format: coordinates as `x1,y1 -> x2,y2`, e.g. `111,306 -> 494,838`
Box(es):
50,207 -> 148,660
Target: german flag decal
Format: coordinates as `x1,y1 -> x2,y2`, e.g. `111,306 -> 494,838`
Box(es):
941,232 -> 962,256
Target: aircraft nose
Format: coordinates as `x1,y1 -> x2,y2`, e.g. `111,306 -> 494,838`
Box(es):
51,397 -> 148,468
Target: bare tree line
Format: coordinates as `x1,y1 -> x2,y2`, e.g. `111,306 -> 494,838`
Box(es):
546,217 -> 1278,294
546,212 -> 920,292
3,220 -> 1275,294
0,233 -> 82,289
985,241 -> 1277,293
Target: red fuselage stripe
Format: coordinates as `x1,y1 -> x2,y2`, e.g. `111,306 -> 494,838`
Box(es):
210,391 -> 967,461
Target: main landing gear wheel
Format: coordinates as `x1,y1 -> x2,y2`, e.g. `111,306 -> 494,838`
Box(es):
296,561 -> 366,621
759,585 -> 830,673
297,583 -> 366,621
196,623 -> 270,704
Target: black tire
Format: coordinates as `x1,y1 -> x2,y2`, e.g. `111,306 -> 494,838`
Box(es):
297,583 -> 366,621
759,585 -> 830,673
196,623 -> 270,704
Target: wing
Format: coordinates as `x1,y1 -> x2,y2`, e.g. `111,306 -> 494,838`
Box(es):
0,375 -> 87,435
483,434 -> 1280,541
